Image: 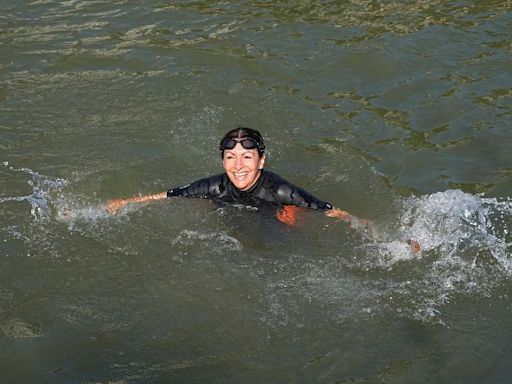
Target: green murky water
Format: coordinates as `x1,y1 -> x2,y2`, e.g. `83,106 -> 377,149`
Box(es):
1,1 -> 511,383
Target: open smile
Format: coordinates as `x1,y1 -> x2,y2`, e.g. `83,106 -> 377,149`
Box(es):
233,171 -> 249,180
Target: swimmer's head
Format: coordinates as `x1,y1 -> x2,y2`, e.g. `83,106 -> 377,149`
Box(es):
219,127 -> 265,158
220,127 -> 266,191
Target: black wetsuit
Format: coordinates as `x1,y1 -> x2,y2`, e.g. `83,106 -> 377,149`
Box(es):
167,169 -> 332,211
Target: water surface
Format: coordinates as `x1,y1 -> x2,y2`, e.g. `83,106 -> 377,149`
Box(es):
1,1 -> 511,383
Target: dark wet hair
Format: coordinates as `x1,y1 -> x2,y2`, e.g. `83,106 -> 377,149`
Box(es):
219,127 -> 265,158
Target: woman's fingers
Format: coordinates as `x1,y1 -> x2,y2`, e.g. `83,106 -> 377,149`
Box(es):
327,208 -> 371,230
325,208 -> 351,221
326,208 -> 420,253
106,199 -> 126,214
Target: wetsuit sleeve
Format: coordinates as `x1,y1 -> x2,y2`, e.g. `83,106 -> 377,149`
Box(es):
259,171 -> 333,211
276,183 -> 333,210
167,174 -> 225,198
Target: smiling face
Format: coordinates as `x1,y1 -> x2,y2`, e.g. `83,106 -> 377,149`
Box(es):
223,143 -> 266,191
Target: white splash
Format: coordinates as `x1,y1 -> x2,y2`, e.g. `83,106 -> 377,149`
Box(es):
367,189 -> 512,322
1,162 -> 68,223
400,190 -> 510,270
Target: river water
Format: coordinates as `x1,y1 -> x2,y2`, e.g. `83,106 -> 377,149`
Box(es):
1,1 -> 511,383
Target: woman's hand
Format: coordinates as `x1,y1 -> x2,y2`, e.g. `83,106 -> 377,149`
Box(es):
325,208 -> 351,222
326,208 -> 373,233
105,199 -> 128,214
326,208 -> 420,253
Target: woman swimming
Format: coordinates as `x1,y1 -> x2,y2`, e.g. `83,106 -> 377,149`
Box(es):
106,126 -> 421,251
106,127 -> 363,227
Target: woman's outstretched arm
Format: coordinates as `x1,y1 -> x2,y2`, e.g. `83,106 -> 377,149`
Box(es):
276,206 -> 357,227
106,191 -> 167,214
105,174 -> 225,214
325,207 -> 351,222
325,207 -> 368,228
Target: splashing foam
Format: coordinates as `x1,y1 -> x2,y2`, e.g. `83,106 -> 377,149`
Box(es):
54,192 -> 124,232
367,189 -> 512,322
1,161 -> 116,228
402,190 -> 510,269
1,161 -> 68,223
0,162 -> 124,259
368,190 -> 511,267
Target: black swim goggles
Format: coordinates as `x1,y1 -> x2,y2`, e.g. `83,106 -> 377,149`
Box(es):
219,137 -> 265,151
